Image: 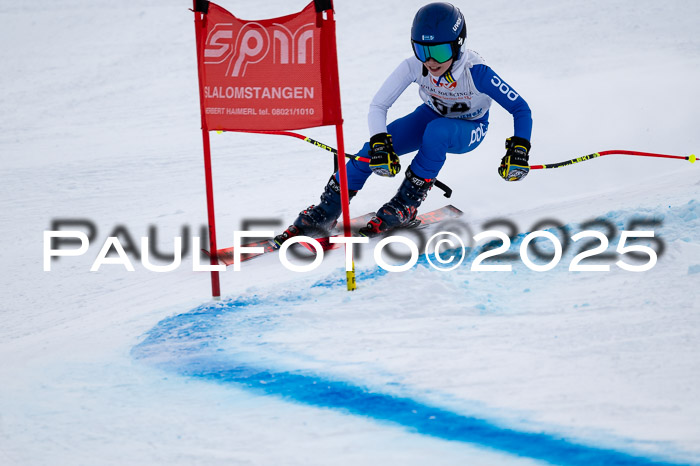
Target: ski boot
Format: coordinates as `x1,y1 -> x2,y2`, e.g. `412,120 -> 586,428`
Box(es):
274,175 -> 358,247
359,166 -> 434,237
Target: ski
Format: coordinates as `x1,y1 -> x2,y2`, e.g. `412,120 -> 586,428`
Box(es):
203,212 -> 376,266
300,204 -> 463,252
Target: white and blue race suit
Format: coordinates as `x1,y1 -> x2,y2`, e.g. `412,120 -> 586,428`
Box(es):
339,49 -> 532,189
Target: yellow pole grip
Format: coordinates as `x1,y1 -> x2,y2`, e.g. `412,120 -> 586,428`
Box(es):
346,261 -> 357,291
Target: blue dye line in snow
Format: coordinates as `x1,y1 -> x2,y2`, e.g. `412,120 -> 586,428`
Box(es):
133,295 -> 687,466
187,364 -> 683,466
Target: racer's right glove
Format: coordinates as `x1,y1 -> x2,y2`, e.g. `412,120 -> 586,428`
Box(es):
369,133 -> 401,177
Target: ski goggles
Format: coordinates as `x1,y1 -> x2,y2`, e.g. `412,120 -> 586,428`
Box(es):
411,41 -> 455,64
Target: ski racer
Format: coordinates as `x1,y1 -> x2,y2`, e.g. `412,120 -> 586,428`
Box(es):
275,1 -> 532,244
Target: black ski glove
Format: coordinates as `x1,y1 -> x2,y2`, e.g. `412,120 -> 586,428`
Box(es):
369,133 -> 401,177
498,136 -> 531,181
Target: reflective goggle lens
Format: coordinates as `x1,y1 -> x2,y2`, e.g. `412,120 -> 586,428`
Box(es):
412,42 -> 454,63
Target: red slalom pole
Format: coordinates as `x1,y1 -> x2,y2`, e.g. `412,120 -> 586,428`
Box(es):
193,2 -> 221,299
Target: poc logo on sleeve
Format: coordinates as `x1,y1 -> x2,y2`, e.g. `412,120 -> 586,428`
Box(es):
490,75 -> 519,101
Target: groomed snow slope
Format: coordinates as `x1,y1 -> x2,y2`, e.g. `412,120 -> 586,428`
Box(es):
1,0 -> 699,465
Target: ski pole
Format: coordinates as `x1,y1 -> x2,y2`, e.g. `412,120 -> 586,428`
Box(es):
242,129 -> 453,198
530,150 -> 696,170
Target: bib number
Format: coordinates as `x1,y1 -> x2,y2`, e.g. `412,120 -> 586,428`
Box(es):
431,96 -> 470,116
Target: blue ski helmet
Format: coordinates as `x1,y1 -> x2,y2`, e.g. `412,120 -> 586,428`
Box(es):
411,3 -> 467,63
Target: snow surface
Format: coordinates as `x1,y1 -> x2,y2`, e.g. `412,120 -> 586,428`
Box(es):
2,0 -> 700,464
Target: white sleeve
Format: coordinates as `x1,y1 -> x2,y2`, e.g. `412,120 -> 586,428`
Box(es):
367,58 -> 418,136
